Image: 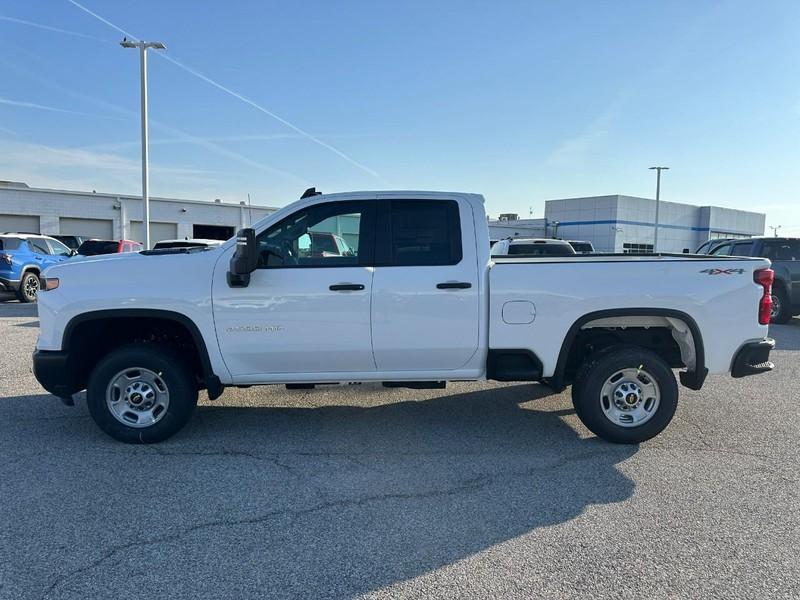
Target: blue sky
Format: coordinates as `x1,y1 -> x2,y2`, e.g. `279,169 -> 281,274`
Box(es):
1,0 -> 798,233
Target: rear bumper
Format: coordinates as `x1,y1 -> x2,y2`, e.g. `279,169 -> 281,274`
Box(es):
32,350 -> 79,399
0,277 -> 20,292
731,338 -> 775,378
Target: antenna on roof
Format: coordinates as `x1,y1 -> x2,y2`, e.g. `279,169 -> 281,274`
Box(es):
300,187 -> 321,199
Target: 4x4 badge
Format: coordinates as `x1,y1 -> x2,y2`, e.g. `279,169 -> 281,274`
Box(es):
699,268 -> 745,275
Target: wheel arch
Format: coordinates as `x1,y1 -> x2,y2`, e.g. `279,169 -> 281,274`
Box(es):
62,309 -> 222,399
551,308 -> 707,392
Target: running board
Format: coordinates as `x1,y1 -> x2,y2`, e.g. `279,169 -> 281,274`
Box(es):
382,381 -> 446,390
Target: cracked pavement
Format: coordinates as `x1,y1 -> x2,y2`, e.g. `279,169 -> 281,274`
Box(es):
0,301 -> 798,599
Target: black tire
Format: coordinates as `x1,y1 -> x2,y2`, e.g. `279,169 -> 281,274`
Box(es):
572,347 -> 678,444
770,286 -> 792,324
86,344 -> 198,443
16,271 -> 39,303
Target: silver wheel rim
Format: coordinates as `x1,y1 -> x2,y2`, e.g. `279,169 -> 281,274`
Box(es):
106,367 -> 170,428
771,294 -> 780,319
25,275 -> 39,299
600,367 -> 660,428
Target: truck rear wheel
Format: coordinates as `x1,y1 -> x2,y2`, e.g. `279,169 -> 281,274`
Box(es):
86,344 -> 198,443
572,347 -> 677,444
770,286 -> 791,324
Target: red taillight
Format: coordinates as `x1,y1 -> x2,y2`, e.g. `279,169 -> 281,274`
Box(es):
754,268 -> 774,325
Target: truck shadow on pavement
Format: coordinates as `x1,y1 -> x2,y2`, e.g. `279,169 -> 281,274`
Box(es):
4,384 -> 638,598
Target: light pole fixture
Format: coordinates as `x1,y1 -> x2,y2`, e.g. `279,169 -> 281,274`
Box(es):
649,166 -> 669,252
768,225 -> 782,237
120,38 -> 166,249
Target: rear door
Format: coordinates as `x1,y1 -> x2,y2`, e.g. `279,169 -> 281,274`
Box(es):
371,198 -> 480,371
27,237 -> 56,269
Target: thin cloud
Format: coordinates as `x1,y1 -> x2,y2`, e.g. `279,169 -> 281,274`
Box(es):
83,132 -> 382,152
0,15 -> 109,41
0,96 -> 120,119
65,0 -> 380,179
0,53 -> 309,186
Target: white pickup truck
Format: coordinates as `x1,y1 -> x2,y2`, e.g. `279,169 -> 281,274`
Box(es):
33,190 -> 776,444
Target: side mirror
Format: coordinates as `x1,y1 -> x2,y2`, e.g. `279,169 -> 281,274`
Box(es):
227,228 -> 258,288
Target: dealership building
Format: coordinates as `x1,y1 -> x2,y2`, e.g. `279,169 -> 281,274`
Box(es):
489,195 -> 766,253
1,182 -> 766,254
0,181 -> 277,244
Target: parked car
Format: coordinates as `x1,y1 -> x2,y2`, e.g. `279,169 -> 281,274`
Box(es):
567,240 -> 595,253
33,191 -> 774,445
491,237 -> 576,256
707,237 -> 800,323
77,239 -> 142,256
51,235 -> 90,251
153,238 -> 224,250
0,233 -> 74,302
694,238 -> 735,255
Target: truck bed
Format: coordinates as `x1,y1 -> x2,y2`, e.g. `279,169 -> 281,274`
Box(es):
489,254 -> 770,377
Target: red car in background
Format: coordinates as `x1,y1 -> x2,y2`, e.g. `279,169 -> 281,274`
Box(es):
76,239 -> 142,256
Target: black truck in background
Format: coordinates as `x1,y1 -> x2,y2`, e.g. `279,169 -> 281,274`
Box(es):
705,238 -> 800,323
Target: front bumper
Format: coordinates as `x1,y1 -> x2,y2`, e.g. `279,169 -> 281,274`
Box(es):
731,338 -> 775,378
32,350 -> 79,400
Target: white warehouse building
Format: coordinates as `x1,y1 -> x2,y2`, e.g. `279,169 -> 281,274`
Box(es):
490,195 -> 766,253
0,181 -> 277,245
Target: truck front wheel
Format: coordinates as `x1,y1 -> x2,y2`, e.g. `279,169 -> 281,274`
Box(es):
572,347 -> 677,444
86,344 -> 198,443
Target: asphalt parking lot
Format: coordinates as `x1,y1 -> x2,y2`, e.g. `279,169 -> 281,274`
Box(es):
0,301 -> 798,600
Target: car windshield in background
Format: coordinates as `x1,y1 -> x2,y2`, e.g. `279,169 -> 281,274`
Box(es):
77,240 -> 118,255
507,244 -> 574,256
569,242 -> 593,252
0,237 -> 23,251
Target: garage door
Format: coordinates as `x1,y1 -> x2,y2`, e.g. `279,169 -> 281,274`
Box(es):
59,217 -> 113,239
0,214 -> 40,234
130,221 -> 178,245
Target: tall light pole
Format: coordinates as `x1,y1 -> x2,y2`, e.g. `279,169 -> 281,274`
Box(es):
649,166 -> 669,252
120,38 -> 166,250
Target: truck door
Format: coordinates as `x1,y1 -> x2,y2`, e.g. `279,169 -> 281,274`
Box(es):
371,197 -> 481,371
213,199 -> 377,377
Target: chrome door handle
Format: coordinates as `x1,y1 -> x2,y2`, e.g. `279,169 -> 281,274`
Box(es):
329,283 -> 365,291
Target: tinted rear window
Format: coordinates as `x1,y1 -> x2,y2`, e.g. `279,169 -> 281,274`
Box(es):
0,237 -> 22,251
78,240 -> 118,255
387,200 -> 462,266
508,243 -> 575,256
763,240 -> 800,261
569,242 -> 593,252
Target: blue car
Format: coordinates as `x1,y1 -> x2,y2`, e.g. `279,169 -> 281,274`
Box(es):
0,234 -> 75,302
